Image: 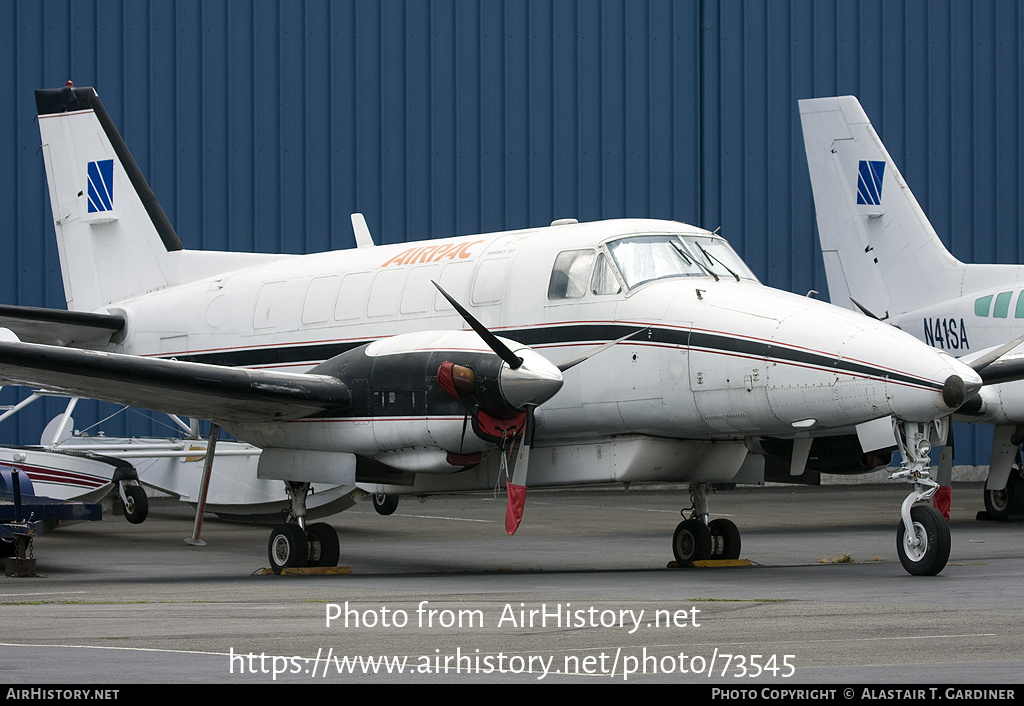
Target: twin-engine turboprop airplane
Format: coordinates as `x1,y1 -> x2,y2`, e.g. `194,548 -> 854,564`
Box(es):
800,96 -> 1024,521
0,83 -> 987,575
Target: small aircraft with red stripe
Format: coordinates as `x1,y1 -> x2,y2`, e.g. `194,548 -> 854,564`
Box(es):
0,83 -> 992,575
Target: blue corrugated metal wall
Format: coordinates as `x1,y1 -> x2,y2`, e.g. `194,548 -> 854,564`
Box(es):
2,0 -> 1022,463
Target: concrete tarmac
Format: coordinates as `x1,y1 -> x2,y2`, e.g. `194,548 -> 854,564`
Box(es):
1,483 -> 1021,684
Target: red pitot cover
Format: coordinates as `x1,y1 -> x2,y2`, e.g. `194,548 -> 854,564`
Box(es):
505,481 -> 527,535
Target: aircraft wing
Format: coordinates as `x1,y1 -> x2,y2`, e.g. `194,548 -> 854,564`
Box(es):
0,340 -> 350,423
0,305 -> 125,347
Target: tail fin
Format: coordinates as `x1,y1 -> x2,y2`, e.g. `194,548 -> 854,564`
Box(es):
35,84 -> 182,312
798,96 -> 964,320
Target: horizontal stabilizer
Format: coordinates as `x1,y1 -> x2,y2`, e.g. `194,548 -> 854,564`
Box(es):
0,305 -> 124,346
0,341 -> 350,423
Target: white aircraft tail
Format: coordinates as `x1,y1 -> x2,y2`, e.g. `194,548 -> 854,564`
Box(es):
35,84 -> 279,313
35,84 -> 188,312
798,96 -> 965,321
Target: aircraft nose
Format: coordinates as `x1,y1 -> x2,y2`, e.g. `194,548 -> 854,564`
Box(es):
938,361 -> 982,412
942,374 -> 968,410
842,325 -> 983,420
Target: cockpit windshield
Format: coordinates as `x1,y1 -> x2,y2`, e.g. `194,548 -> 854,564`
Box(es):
604,234 -> 758,289
605,236 -> 706,288
681,235 -> 758,282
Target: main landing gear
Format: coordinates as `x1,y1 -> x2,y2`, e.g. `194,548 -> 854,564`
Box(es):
891,420 -> 950,576
672,482 -> 741,564
984,462 -> 1024,521
267,482 -> 341,573
117,481 -> 148,525
372,493 -> 399,516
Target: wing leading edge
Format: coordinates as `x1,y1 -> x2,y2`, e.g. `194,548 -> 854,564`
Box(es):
0,340 -> 350,423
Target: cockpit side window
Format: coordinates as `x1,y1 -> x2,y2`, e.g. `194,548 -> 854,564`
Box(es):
548,249 -> 596,299
591,252 -> 622,295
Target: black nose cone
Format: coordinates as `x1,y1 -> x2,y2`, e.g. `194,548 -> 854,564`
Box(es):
942,374 -> 967,410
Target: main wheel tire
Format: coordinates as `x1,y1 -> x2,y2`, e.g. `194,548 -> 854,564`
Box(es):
123,485 -> 149,525
896,505 -> 950,576
268,524 -> 308,573
1010,472 -> 1024,514
306,522 -> 340,567
672,519 -> 712,564
708,518 -> 741,560
984,485 -> 1011,521
373,493 -> 399,516
985,468 -> 1024,520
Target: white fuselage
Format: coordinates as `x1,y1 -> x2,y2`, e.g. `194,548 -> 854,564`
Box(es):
92,219 -> 973,488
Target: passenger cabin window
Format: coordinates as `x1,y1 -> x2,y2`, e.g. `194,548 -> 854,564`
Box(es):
334,271 -> 372,321
401,264 -> 441,315
974,292 -> 1024,319
367,269 -> 406,317
253,281 -> 288,329
472,258 -> 511,305
434,260 -> 474,311
994,291 -> 1013,318
302,275 -> 341,324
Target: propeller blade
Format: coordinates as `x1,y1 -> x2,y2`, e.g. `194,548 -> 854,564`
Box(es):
505,406 -> 535,535
432,281 -> 523,369
555,328 -> 649,372
965,332 -> 1024,375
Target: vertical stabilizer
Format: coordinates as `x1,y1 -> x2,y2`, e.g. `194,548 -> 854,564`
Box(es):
798,96 -> 963,320
35,84 -> 183,312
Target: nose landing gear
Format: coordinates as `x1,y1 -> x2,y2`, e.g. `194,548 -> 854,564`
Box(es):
891,419 -> 951,576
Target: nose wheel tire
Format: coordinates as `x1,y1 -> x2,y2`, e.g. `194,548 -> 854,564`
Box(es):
269,524 -> 309,573
708,518 -> 741,560
673,519 -> 712,564
896,505 -> 950,576
122,485 -> 149,525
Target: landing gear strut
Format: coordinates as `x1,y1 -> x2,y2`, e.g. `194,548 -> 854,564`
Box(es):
891,419 -> 951,576
671,483 -> 741,564
267,481 -> 340,573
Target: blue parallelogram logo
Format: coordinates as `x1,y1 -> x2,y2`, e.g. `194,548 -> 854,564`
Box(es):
86,159 -> 114,213
856,160 -> 885,206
